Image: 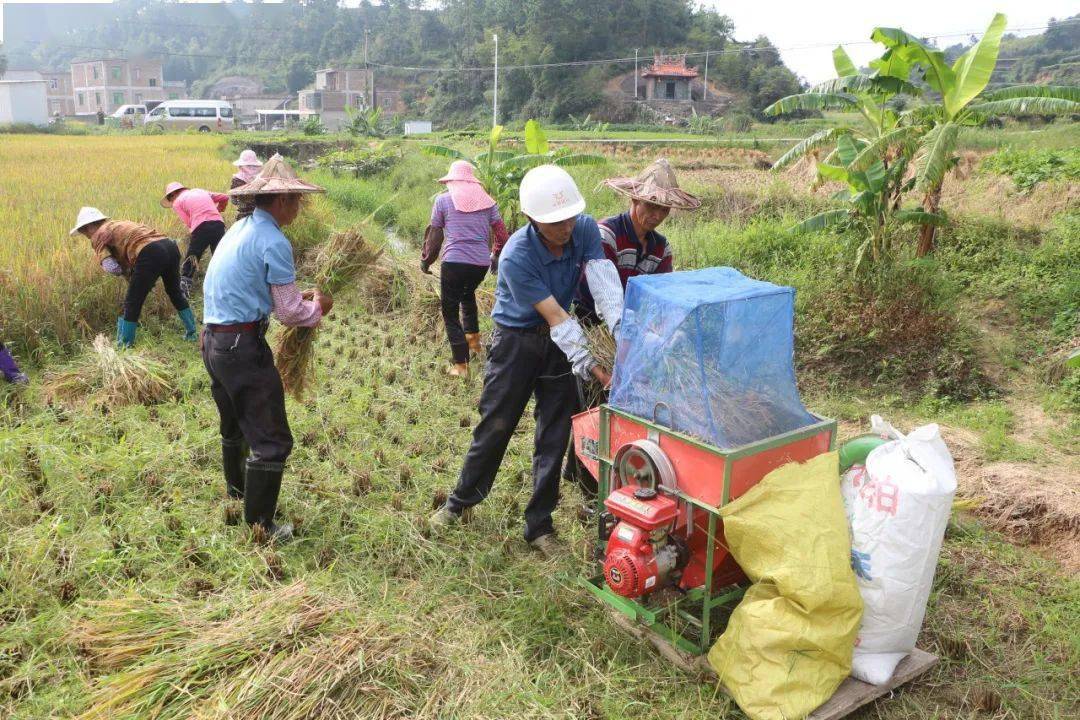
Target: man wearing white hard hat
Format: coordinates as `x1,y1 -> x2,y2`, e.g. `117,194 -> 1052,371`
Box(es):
70,207 -> 196,347
430,165 -> 624,557
161,181 -> 229,299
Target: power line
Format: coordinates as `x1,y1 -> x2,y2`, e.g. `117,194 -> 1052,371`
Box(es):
41,20 -> 1080,75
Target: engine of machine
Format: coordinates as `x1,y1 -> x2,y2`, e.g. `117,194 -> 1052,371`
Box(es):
601,443 -> 689,599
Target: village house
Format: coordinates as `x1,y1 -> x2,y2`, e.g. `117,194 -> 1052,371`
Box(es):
42,71 -> 76,117
71,56 -> 167,116
298,67 -> 372,129
298,67 -> 411,130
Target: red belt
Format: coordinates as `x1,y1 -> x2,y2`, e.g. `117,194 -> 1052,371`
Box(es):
206,322 -> 262,334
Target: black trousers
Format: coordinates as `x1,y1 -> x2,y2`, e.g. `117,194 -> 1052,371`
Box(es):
440,261 -> 488,363
182,220 -> 226,277
201,327 -> 294,465
448,325 -> 576,541
123,239 -> 189,322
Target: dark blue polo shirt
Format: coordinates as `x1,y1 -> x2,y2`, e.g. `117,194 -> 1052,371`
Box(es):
491,215 -> 605,328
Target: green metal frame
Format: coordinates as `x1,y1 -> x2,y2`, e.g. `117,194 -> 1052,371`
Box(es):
584,405 -> 837,655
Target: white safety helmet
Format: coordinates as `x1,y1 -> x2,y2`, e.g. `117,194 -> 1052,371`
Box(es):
519,165 -> 586,224
70,206 -> 109,236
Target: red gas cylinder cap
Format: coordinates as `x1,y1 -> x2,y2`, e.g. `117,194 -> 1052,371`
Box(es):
634,487 -> 658,500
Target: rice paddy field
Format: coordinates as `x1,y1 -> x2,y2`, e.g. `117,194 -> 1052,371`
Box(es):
1,129 -> 1077,719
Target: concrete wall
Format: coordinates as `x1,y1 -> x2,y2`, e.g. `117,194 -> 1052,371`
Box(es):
644,77 -> 692,102
0,81 -> 49,125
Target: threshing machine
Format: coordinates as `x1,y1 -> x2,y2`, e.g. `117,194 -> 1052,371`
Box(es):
572,267 -> 872,656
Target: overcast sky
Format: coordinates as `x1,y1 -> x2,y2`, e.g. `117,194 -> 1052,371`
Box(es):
2,1 -> 1076,83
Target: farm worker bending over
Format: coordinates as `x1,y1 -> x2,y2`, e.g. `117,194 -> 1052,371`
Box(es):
161,182 -> 229,299
229,149 -> 263,221
429,165 -> 624,557
0,342 -> 29,385
566,158 -> 702,504
420,160 -> 510,377
70,207 -> 197,348
201,154 -> 331,543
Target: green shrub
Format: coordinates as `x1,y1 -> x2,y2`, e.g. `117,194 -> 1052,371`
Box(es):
982,146 -> 1080,192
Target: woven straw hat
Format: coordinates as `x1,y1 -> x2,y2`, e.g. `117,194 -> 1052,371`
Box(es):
229,153 -> 325,197
603,158 -> 701,211
160,181 -> 187,208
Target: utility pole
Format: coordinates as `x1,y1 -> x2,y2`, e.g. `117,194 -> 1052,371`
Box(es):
492,34 -> 499,127
364,29 -> 373,110
634,48 -> 639,99
703,50 -> 709,102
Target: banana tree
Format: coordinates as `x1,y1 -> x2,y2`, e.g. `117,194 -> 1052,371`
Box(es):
793,134 -> 943,273
764,45 -> 923,172
868,13 -> 1080,254
423,120 -> 606,226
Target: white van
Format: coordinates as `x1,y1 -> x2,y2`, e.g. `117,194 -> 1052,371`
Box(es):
112,104 -> 147,119
144,100 -> 235,133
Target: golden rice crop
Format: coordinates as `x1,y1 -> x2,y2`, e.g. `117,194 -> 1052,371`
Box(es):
0,135 -> 333,354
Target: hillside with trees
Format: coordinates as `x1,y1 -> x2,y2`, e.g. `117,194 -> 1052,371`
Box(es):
9,0 -> 803,124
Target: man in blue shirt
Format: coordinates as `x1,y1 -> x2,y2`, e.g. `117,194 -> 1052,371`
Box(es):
429,165 -> 625,557
202,154 -> 332,543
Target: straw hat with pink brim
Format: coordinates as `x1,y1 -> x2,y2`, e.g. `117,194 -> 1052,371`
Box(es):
603,158 -> 701,211
160,181 -> 187,208
233,149 -> 263,168
437,160 -> 495,213
229,153 -> 326,197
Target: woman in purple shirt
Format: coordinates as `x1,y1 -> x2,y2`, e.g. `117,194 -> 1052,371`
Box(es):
422,161 -> 510,376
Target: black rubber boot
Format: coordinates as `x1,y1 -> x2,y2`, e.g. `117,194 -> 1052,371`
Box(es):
221,438 -> 247,499
244,460 -> 293,543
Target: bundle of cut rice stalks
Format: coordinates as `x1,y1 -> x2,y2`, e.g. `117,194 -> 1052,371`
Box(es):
583,323 -> 616,373
44,334 -> 176,409
72,582 -> 435,720
274,226 -> 383,399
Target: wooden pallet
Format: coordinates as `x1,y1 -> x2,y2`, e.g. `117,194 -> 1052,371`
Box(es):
610,612 -> 938,720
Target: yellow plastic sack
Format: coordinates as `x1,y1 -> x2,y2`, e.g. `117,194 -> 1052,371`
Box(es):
707,451 -> 862,720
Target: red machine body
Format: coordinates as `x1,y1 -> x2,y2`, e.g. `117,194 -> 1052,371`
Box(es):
573,406 -> 834,600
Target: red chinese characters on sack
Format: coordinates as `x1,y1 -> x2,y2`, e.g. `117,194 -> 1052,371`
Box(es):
847,465 -> 900,517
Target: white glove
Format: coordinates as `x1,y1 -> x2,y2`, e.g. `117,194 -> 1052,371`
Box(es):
550,316 -> 597,380
585,259 -> 624,336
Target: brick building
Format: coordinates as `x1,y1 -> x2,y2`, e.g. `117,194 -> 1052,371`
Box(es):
71,57 -> 166,116
42,71 -> 76,116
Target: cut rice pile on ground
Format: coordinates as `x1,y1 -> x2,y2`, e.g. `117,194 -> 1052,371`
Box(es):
274,226 -> 383,399
72,582 -> 438,719
43,334 -> 176,409
358,254 -> 445,339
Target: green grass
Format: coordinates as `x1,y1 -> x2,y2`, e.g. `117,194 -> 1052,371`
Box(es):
2,304 -> 1077,718
2,131 -> 1078,718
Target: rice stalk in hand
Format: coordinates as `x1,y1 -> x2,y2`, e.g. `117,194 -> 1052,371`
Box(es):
583,323 -> 616,373
43,334 -> 176,409
274,227 -> 383,399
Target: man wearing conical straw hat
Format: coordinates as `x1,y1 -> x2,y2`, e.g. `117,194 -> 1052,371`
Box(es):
201,154 -> 332,543
566,158 -> 701,508
575,158 -> 700,322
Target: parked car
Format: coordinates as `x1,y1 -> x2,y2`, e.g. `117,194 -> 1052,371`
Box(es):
144,100 -> 235,133
110,104 -> 147,128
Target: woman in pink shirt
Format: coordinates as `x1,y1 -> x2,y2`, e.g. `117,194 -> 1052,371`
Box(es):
161,181 -> 229,298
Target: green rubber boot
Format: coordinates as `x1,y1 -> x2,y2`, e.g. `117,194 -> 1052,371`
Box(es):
116,317 -> 138,348
178,307 -> 198,341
